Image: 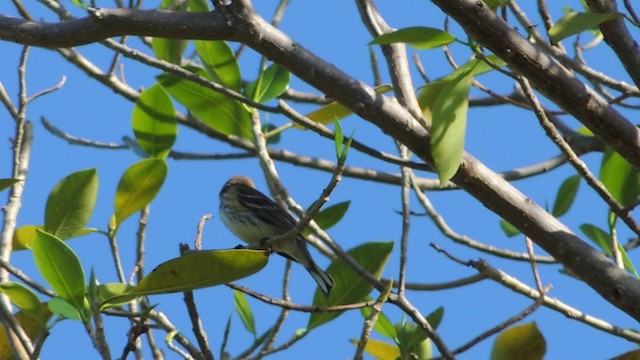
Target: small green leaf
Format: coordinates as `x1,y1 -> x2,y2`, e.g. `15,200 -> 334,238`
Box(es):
132,249 -> 269,295
234,290 -> 257,337
299,84 -> 393,127
351,338 -> 400,360
45,169 -> 98,240
552,175 -> 581,217
114,159 -> 168,229
499,220 -> 521,238
426,306 -> 444,330
152,38 -> 186,64
395,319 -> 431,359
194,40 -> 242,92
0,282 -> 45,324
580,223 -> 612,255
617,244 -> 639,279
158,67 -> 252,139
431,68 -> 474,186
188,0 -> 209,11
48,297 -> 82,321
13,225 -> 95,251
132,84 -> 177,158
32,230 -> 86,320
549,11 -> 620,43
334,119 -> 344,160
98,283 -> 136,309
600,148 -> 640,207
360,307 -> 397,340
0,178 -> 20,192
263,124 -> 282,145
308,242 -> 394,330
245,63 -> 290,103
313,201 -> 351,231
491,322 -> 546,360
370,27 -> 455,50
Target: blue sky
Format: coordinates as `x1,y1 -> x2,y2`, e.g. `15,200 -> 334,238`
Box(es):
1,0 -> 638,359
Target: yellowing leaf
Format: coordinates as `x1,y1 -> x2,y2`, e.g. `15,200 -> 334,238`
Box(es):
491,322 -> 546,360
351,339 -> 400,360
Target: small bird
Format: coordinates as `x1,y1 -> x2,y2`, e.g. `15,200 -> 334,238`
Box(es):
219,176 -> 335,296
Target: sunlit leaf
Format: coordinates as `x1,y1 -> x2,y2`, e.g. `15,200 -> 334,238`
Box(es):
549,11 -> 620,43
580,223 -> 612,255
0,178 -> 20,192
313,201 -> 351,231
13,225 -> 95,251
395,318 -> 432,359
114,159 -> 168,228
370,27 -> 455,50
491,322 -> 546,360
617,244 -> 640,279
44,168 -> 98,240
308,242 -> 394,330
245,63 -> 290,103
132,249 -> 269,295
431,68 -> 474,186
194,40 -> 241,91
234,290 -> 257,337
48,297 -> 82,321
552,175 -> 581,217
299,84 -> 392,127
0,282 -> 45,324
361,307 -> 397,340
157,67 -> 252,139
350,338 -> 400,360
600,148 -> 640,207
98,283 -> 136,309
132,84 -> 177,158
426,306 -> 445,330
499,220 -> 521,238
32,230 -> 86,321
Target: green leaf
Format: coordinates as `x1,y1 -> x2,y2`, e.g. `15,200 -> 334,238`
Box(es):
98,283 -> 136,309
499,220 -> 521,238
617,244 -> 639,279
308,242 -> 394,330
245,63 -> 290,103
12,225 -> 95,251
360,307 -> 397,340
491,322 -> 546,360
299,84 -> 393,127
351,339 -> 400,360
132,249 -> 269,295
32,230 -> 86,321
152,38 -> 186,64
114,159 -> 168,229
132,84 -> 177,158
549,11 -> 620,43
234,290 -> 257,337
370,27 -> 455,50
426,306 -> 444,330
580,223 -> 612,255
611,349 -> 640,360
48,297 -> 82,321
431,68 -> 474,186
0,309 -> 52,359
44,169 -> 98,240
313,201 -> 351,231
0,282 -> 45,325
334,119 -> 344,160
194,41 -> 242,92
483,0 -> 508,11
263,124 -> 281,145
552,175 -> 581,217
600,148 -> 640,207
188,0 -> 209,11
395,319 -> 431,359
157,67 -> 252,139
0,178 -> 20,192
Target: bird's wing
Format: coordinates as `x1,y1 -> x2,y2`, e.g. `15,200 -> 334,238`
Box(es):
236,185 -> 297,230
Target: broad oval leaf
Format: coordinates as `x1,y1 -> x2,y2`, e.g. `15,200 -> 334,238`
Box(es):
234,290 -> 257,337
157,68 -> 252,139
0,282 -> 45,324
194,40 -> 242,91
114,159 -> 168,228
245,63 -> 290,103
499,220 -> 521,238
431,68 -> 474,186
152,37 -> 186,64
32,230 -> 86,319
552,175 -> 581,217
0,178 -> 20,192
351,339 -> 400,360
132,84 -> 177,158
312,201 -> 350,231
600,148 -> 640,207
48,297 -> 82,321
549,11 -> 620,44
491,322 -> 546,360
0,309 -> 52,359
132,249 -> 269,295
370,26 -> 455,50
580,223 -> 612,255
44,168 -> 98,240
308,241 -> 394,330
98,283 -> 136,309
13,225 -> 95,251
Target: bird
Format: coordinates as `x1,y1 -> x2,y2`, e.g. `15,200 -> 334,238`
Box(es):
219,176 -> 335,296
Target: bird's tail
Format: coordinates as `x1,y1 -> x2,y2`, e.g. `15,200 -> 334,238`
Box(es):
306,263 -> 335,297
